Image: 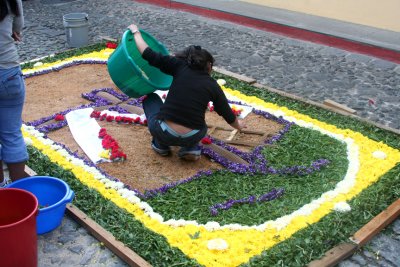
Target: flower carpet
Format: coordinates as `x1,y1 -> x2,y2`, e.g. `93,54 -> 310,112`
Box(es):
22,45 -> 400,266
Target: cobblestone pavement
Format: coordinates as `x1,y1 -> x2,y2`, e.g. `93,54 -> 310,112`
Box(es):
18,0 -> 399,266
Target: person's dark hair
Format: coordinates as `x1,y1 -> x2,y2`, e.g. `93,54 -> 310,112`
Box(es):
0,0 -> 20,22
175,45 -> 214,71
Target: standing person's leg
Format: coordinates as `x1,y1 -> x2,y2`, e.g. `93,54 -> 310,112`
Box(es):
142,93 -> 171,156
0,160 -> 4,186
0,160 -> 12,187
0,66 -> 28,181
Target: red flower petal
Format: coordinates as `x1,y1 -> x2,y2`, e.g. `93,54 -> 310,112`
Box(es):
106,42 -> 118,49
54,114 -> 65,121
106,115 -> 114,122
201,137 -> 212,144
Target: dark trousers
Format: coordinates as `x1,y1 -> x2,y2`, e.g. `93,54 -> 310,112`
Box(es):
142,93 -> 207,149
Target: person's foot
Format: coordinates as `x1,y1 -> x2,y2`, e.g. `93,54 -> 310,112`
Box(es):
151,140 -> 171,156
0,177 -> 11,188
178,145 -> 201,161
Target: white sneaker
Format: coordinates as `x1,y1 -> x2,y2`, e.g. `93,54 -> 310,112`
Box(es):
0,177 -> 11,188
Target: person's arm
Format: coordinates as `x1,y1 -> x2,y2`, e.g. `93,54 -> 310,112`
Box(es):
12,0 -> 24,42
128,24 -> 181,76
212,83 -> 246,131
128,24 -> 148,54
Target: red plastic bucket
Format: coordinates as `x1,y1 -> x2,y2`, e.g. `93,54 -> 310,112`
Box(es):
0,188 -> 39,267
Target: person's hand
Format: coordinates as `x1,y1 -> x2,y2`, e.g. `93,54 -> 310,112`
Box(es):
127,23 -> 148,54
230,118 -> 246,131
128,24 -> 139,34
12,32 -> 22,42
237,119 -> 246,131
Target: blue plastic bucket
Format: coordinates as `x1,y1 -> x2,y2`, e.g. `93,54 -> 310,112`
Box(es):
7,176 -> 74,234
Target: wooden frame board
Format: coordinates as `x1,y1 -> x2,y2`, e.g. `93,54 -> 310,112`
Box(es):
308,199 -> 400,266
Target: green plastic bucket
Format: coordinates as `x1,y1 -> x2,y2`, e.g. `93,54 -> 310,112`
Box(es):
107,30 -> 172,98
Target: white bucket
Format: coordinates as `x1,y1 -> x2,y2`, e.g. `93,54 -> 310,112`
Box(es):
63,13 -> 89,48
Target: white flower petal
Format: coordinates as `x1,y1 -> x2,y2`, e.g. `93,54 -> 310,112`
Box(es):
207,238 -> 229,251
333,201 -> 351,212
217,79 -> 226,86
372,150 -> 387,160
204,221 -> 221,231
33,62 -> 43,67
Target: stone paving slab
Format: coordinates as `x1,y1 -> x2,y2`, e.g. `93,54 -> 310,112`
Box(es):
38,216 -> 127,267
17,0 -> 400,266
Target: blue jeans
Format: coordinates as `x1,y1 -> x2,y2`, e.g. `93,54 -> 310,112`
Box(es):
143,93 -> 207,149
0,66 -> 28,163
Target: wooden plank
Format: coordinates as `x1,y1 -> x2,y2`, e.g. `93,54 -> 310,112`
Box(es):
226,129 -> 238,141
204,143 -> 249,165
66,204 -> 152,267
308,243 -> 358,267
99,35 -> 118,42
207,124 -> 232,132
262,132 -> 272,138
207,126 -> 217,135
96,91 -> 124,105
93,105 -> 114,111
117,103 -> 145,115
308,198 -> 400,266
207,124 -> 264,135
225,140 -> 260,147
323,99 -> 357,115
213,67 -> 256,84
242,130 -> 265,135
23,166 -> 152,267
351,198 -> 400,246
24,165 -> 36,176
251,82 -> 400,136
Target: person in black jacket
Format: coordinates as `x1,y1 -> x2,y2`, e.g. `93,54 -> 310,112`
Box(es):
128,24 -> 245,161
